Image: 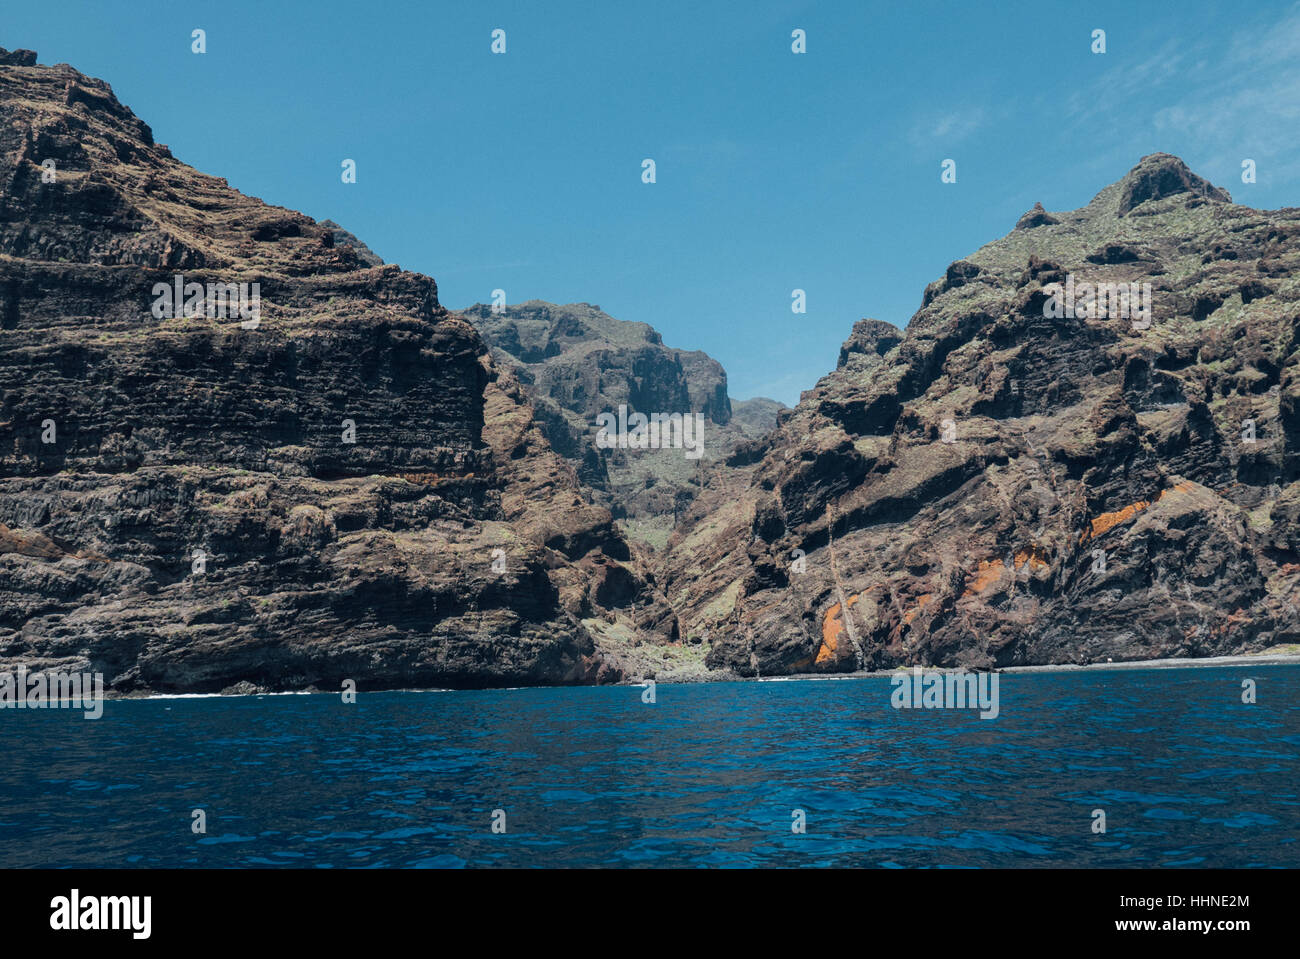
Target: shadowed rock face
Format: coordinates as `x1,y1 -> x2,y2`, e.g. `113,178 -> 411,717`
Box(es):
0,49 -> 678,692
663,153 -> 1300,674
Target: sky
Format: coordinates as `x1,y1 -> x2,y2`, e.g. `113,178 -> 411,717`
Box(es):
6,1 -> 1300,405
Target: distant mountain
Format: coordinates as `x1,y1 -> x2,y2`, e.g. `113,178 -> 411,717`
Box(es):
730,396 -> 788,435
458,300 -> 783,548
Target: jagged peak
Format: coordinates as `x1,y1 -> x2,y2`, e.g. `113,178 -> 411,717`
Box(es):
1113,152 -> 1231,215
1015,201 -> 1060,230
838,318 -> 903,368
0,47 -> 37,66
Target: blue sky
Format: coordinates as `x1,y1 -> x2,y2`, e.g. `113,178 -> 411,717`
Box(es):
6,1 -> 1300,404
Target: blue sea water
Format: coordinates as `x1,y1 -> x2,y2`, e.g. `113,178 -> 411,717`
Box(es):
1,664 -> 1297,868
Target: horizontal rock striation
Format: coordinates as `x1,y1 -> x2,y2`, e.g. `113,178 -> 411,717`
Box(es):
0,49 -> 677,692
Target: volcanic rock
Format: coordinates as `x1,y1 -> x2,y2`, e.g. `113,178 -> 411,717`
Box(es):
1015,202 -> 1060,230
460,300 -> 783,548
0,50 -> 678,692
662,153 -> 1300,674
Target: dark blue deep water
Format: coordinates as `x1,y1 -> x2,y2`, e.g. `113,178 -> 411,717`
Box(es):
2,664 -> 1297,868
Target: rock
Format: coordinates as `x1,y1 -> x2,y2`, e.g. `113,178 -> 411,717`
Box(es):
1117,152 -> 1231,216
1015,202 -> 1059,230
1086,243 -> 1143,264
0,48 -> 37,67
662,154 -> 1300,675
838,319 -> 903,369
318,219 -> 383,266
0,54 -> 678,693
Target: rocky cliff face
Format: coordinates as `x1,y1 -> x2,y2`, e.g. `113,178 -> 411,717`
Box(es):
0,48 -> 678,692
5,46 -> 1289,691
460,300 -> 782,548
664,153 -> 1300,673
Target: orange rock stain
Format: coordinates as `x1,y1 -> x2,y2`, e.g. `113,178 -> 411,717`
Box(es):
816,593 -> 859,664
1013,546 -> 1050,572
1079,482 -> 1198,543
964,558 -> 1005,596
902,593 -> 934,626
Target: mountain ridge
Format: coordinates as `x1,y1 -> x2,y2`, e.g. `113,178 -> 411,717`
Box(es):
0,48 -> 683,692
660,152 -> 1300,674
3,45 -> 1295,691
457,299 -> 784,549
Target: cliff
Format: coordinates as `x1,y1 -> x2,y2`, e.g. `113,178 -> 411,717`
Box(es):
663,154 -> 1300,673
0,48 -> 679,692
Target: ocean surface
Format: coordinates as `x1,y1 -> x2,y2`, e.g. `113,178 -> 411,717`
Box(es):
2,664 -> 1297,868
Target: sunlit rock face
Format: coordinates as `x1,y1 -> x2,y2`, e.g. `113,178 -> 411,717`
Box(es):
663,153 -> 1300,674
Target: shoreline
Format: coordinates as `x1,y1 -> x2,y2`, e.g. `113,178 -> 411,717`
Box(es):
755,650 -> 1300,685
95,648 -> 1300,701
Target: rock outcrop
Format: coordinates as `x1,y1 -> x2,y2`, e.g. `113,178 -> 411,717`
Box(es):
0,49 -> 678,692
663,153 -> 1300,674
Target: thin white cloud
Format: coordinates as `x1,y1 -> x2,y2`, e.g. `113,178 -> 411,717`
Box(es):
1148,4 -> 1300,184
911,107 -> 986,145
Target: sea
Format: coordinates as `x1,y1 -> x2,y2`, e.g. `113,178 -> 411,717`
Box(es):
1,664 -> 1296,868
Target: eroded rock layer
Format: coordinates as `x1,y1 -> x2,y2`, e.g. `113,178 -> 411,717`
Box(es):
0,49 -> 677,692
